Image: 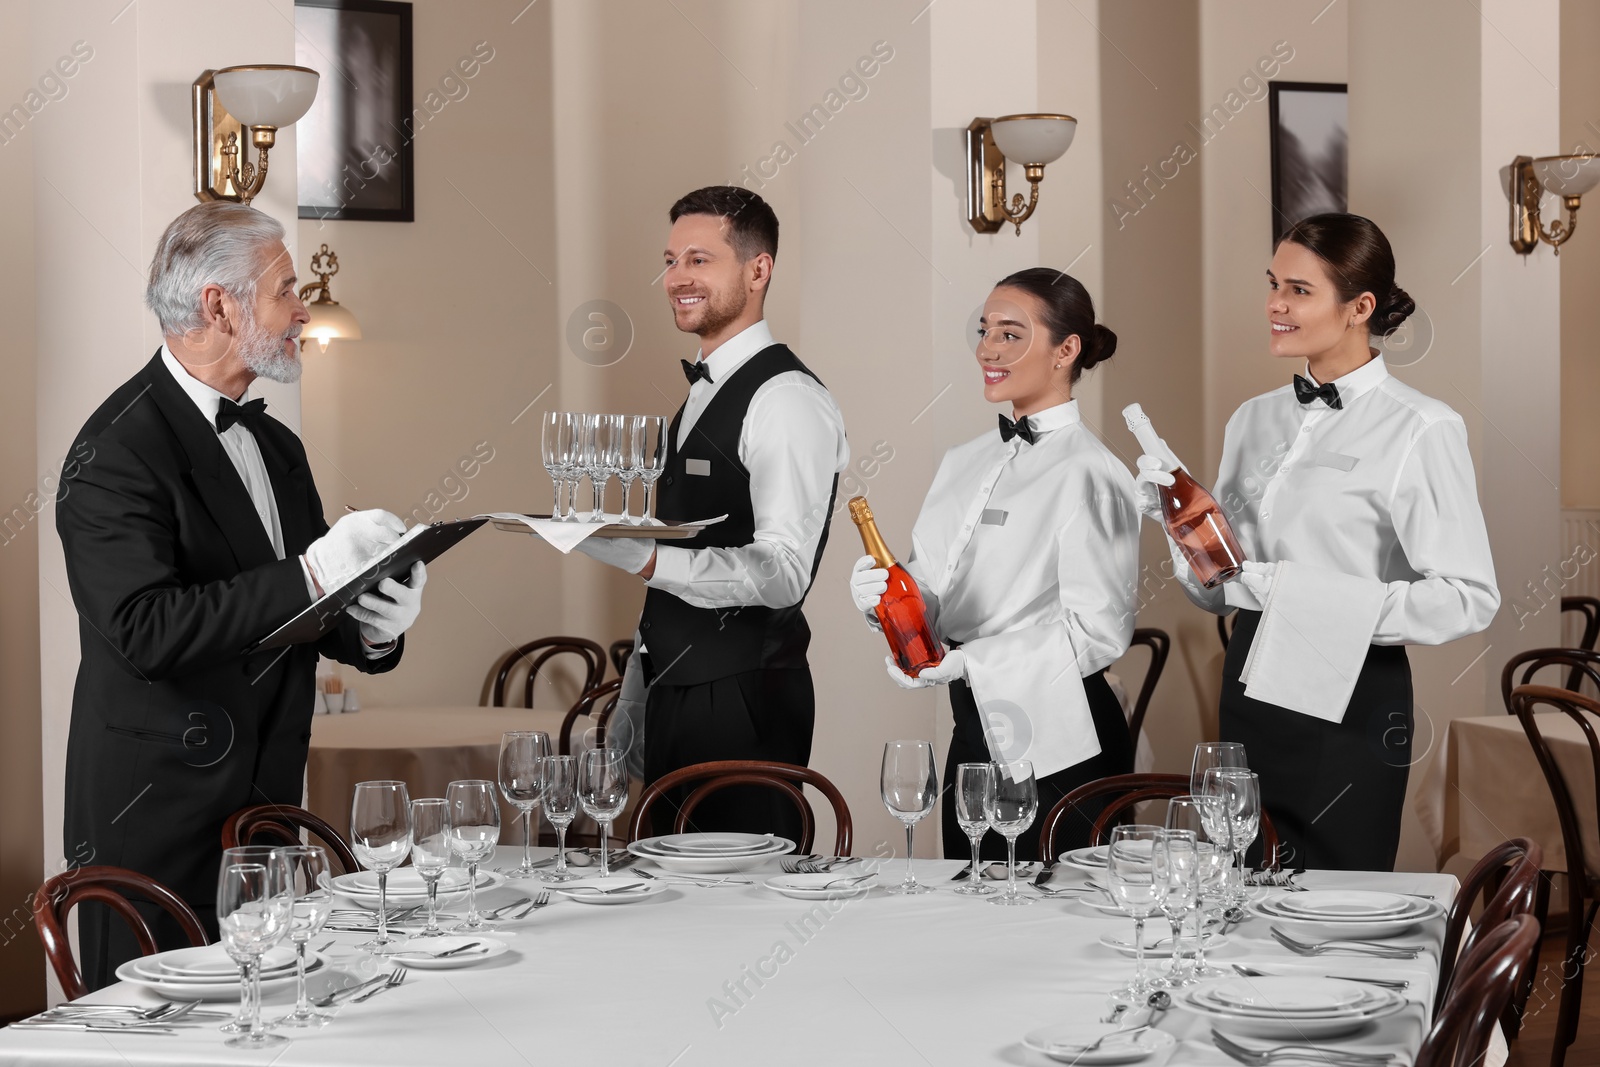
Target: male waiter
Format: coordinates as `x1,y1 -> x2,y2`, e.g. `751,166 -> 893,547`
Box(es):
57,202 -> 427,989
577,186 -> 848,837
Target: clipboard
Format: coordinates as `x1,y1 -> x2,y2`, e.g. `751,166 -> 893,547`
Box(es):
248,518 -> 487,652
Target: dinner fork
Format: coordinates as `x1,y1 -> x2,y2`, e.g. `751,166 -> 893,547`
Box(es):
485,896 -> 532,919
1211,1030 -> 1394,1066
1270,927 -> 1420,959
512,891 -> 551,918
350,968 -> 406,1003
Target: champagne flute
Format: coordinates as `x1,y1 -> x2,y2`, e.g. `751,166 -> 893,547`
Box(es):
446,779 -> 501,932
618,415 -> 646,524
1204,767 -> 1260,902
410,798 -> 451,938
636,415 -> 668,523
880,740 -> 937,895
1167,794 -> 1230,980
539,755 -> 580,882
1152,829 -> 1198,988
497,731 -> 549,878
216,848 -> 291,1048
350,780 -> 412,949
578,748 -> 629,877
598,414 -> 626,521
541,412 -> 574,521
272,845 -> 333,1029
573,414 -> 601,521
952,762 -> 996,896
1107,825 -> 1165,1004
984,760 -> 1038,906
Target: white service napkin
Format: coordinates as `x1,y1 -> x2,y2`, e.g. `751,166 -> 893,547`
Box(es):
477,513 -> 726,554
1239,560 -> 1387,723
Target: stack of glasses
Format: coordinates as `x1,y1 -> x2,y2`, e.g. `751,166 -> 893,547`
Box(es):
541,412 -> 668,524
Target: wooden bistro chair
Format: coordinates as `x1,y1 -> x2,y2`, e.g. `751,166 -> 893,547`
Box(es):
608,638 -> 634,680
1507,685 -> 1600,1067
1126,627 -> 1171,748
558,678 -> 622,757
1501,647 -> 1600,711
1434,837 -> 1543,1035
488,636 -> 606,708
1038,772 -> 1281,868
629,760 -> 853,857
1561,594 -> 1600,655
221,803 -> 361,875
33,866 -> 209,1001
1416,915 -> 1542,1067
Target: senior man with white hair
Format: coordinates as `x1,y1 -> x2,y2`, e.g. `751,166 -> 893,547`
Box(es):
56,201 -> 427,989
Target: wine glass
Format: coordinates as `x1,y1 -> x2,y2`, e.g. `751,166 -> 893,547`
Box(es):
984,760 -> 1038,906
410,798 -> 451,938
1152,829 -> 1198,989
1107,825 -> 1165,1004
350,780 -> 412,949
272,845 -> 333,1029
215,846 -> 286,1038
597,414 -> 626,521
216,848 -> 292,1048
571,414 -> 600,521
446,779 -> 501,932
1167,794 -> 1230,980
1190,741 -> 1247,796
952,763 -> 996,896
578,748 -> 629,877
541,412 -> 575,521
636,415 -> 668,523
880,740 -> 938,895
618,415 -> 647,524
539,755 -> 580,882
498,730 -> 549,878
1204,767 -> 1260,903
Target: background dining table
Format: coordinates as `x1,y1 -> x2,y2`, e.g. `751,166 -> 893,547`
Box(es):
0,847 -> 1458,1066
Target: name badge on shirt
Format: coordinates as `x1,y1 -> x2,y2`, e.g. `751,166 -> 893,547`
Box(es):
980,508 -> 1008,526
1311,451 -> 1358,472
685,458 -> 712,477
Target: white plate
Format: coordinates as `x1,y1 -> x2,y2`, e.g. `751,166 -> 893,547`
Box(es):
1273,891 -> 1415,919
1252,897 -> 1438,940
653,833 -> 775,854
335,870 -> 507,907
116,957 -> 316,1001
631,836 -> 788,858
1176,986 -> 1407,1039
346,868 -> 474,894
387,935 -> 510,969
1099,931 -> 1228,958
1204,977 -> 1373,1013
1060,845 -> 1111,871
1021,1023 -> 1177,1064
553,877 -> 666,905
628,837 -> 794,873
763,872 -> 879,900
150,944 -> 297,978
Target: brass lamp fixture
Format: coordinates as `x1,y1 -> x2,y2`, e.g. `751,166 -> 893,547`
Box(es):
1508,153 -> 1600,255
298,244 -> 361,352
193,64 -> 320,205
966,113 -> 1077,235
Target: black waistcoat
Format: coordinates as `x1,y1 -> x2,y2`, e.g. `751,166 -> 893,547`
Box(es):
638,344 -> 837,686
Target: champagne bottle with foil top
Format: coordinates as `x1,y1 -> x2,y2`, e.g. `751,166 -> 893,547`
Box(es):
848,497 -> 944,676
1123,403 -> 1247,588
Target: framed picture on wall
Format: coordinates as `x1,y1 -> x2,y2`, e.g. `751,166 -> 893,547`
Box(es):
1268,81 -> 1347,242
295,0 -> 415,222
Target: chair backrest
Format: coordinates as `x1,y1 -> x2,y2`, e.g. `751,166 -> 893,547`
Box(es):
1126,628 -> 1170,747
1561,595 -> 1600,653
628,760 -> 853,856
558,678 -> 622,756
221,803 -> 361,875
1216,614 -> 1235,651
1435,837 -> 1543,1019
608,638 -> 634,680
1499,647 -> 1600,710
1038,772 -> 1281,865
489,637 -> 606,708
33,865 -> 208,1000
1416,915 -> 1542,1067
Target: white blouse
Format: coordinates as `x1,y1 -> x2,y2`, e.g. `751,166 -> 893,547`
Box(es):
1177,355 -> 1499,646
904,400 -> 1140,778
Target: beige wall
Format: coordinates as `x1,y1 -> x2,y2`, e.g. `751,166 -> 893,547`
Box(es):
1560,0 -> 1600,508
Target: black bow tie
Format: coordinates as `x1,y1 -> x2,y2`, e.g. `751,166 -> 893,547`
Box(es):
998,413 -> 1037,445
215,397 -> 267,434
1293,374 -> 1342,410
681,359 -> 714,385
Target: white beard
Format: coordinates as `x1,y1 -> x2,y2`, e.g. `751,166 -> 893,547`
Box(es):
237,311 -> 303,384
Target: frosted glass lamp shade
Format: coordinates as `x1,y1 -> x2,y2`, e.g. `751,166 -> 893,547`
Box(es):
305,300 -> 361,349
213,65 -> 320,128
1533,154 -> 1600,198
990,114 -> 1077,166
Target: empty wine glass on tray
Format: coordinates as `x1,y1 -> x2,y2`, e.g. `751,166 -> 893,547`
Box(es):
881,740 -> 938,895
1152,829 -> 1198,989
578,748 -> 629,877
498,730 -> 550,878
572,414 -> 602,522
1167,794 -> 1230,980
1203,767 -> 1260,905
952,762 -> 996,896
217,846 -> 292,1048
542,412 -> 577,521
636,415 -> 668,524
540,754 -> 581,883
272,845 -> 333,1029
618,415 -> 648,524
410,798 -> 451,938
1107,825 -> 1165,1005
985,760 -> 1038,906
350,780 -> 412,949
446,779 -> 501,933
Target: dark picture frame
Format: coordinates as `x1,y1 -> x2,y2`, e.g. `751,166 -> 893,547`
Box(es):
1268,81 -> 1348,243
295,0 -> 415,222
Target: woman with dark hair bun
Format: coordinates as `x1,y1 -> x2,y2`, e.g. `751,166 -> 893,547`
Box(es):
848,267 -> 1140,864
1133,213 -> 1499,872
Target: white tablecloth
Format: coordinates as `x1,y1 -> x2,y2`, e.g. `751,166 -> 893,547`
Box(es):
0,849 -> 1457,1066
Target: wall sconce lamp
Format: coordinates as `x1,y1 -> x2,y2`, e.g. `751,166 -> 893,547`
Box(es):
298,244 -> 361,352
1508,153 -> 1600,255
966,113 -> 1077,235
193,65 -> 320,206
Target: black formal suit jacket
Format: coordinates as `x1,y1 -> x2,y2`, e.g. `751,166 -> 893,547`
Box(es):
56,351 -> 401,989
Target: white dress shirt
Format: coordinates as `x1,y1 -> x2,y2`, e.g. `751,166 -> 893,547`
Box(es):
1176,355 -> 1499,645
646,319 -> 850,609
904,400 -> 1140,778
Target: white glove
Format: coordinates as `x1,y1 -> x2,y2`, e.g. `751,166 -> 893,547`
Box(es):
304,509 -> 407,592
885,649 -> 965,690
346,561 -> 427,645
850,554 -> 888,614
1228,559 -> 1277,612
571,536 -> 656,574
1134,453 -> 1176,521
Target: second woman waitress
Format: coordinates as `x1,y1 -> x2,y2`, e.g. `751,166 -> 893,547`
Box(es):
848,267 -> 1141,862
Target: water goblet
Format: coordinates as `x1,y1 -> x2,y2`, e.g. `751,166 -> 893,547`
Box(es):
985,760 -> 1038,906
1107,825 -> 1166,1004
498,730 -> 549,877
1203,767 -> 1260,905
1168,794 -> 1230,979
217,848 -> 292,1048
952,762 -> 996,896
578,748 -> 629,877
445,779 -> 501,932
271,845 -> 333,1028
880,740 -> 937,894
350,780 -> 412,949
1152,829 -> 1198,988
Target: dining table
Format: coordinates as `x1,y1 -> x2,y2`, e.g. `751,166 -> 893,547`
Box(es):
0,846 -> 1458,1066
